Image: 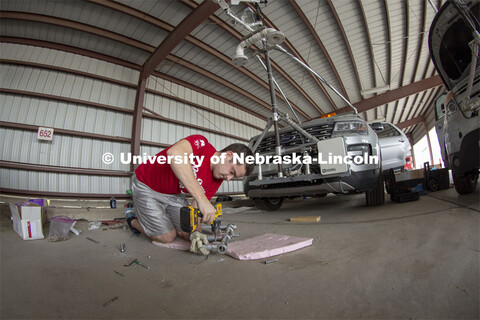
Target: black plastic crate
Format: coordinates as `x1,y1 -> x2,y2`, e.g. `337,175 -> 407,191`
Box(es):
384,169 -> 425,194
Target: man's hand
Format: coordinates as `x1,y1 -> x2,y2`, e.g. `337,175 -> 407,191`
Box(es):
198,200 -> 216,225
189,231 -> 209,255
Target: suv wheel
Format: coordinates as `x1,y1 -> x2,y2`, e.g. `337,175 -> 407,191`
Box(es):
366,173 -> 385,206
254,197 -> 283,211
453,172 -> 479,194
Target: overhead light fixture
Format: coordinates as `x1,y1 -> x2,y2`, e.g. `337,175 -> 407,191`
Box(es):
360,85 -> 390,96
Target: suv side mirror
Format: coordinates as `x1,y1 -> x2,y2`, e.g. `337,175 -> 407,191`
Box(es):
371,123 -> 384,131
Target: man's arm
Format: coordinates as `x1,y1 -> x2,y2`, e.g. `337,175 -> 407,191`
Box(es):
167,139 -> 216,224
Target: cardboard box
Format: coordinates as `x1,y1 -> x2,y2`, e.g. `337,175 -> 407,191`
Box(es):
395,169 -> 424,182
9,202 -> 47,240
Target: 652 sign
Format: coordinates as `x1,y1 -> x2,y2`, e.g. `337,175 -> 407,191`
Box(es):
37,127 -> 54,141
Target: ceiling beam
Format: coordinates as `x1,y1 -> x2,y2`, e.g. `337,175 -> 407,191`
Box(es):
141,0 -> 219,79
336,75 -> 443,114
396,115 -> 425,130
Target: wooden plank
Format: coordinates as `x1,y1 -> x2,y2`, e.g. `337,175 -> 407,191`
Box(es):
289,216 -> 321,222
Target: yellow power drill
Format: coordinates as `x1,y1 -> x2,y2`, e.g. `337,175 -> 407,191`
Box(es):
180,203 -> 222,233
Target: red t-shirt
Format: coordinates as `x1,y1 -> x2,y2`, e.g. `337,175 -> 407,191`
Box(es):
134,135 -> 222,200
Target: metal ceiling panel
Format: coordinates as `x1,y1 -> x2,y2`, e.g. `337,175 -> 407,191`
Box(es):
361,0 -> 390,91
295,0 -> 359,103
2,0 -> 169,48
0,64 -> 136,110
332,0 -> 374,93
1,20 -> 150,65
116,0 -> 192,28
160,63 -> 272,118
260,0 -> 346,109
386,0 -> 406,90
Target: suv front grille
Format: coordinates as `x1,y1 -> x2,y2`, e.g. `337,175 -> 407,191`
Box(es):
255,123 -> 334,153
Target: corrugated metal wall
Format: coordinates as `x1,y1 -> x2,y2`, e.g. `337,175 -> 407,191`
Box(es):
1,43 -> 262,196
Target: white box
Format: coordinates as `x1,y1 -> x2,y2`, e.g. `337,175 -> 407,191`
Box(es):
9,203 -> 46,240
317,136 -> 348,175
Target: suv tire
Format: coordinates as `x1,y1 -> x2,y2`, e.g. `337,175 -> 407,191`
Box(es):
254,197 -> 283,211
453,172 -> 478,194
366,173 -> 385,206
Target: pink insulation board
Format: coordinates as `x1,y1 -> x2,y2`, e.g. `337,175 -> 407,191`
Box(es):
152,238 -> 190,250
226,233 -> 313,260
152,234 -> 313,261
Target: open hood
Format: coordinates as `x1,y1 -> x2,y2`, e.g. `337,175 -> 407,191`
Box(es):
428,0 -> 480,91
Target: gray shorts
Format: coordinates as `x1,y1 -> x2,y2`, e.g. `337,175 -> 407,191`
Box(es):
131,174 -> 188,237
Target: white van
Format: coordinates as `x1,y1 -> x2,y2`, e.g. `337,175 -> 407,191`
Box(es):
429,0 -> 479,194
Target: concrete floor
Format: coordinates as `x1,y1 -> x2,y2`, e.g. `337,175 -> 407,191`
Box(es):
1,186 -> 479,319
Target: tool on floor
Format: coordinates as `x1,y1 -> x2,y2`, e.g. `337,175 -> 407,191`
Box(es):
103,296 -> 118,307
123,258 -> 150,269
120,243 -> 125,252
123,258 -> 137,267
180,203 -> 223,233
264,259 -> 278,264
86,237 -> 100,244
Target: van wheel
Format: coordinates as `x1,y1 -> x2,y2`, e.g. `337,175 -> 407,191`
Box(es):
254,197 -> 283,211
366,173 -> 385,206
453,172 -> 478,194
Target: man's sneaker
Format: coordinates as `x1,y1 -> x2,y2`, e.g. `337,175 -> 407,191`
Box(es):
124,205 -> 140,235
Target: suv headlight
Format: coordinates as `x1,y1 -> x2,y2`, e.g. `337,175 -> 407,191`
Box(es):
333,121 -> 367,136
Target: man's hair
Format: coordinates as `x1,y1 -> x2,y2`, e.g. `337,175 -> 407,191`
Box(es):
220,143 -> 255,176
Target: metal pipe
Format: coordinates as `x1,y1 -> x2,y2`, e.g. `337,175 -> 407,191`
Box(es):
254,55 -> 301,123
274,45 -> 358,115
279,113 -> 320,143
258,143 -> 316,157
265,48 -> 284,178
204,244 -> 227,255
251,118 -> 273,153
304,151 -> 311,175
